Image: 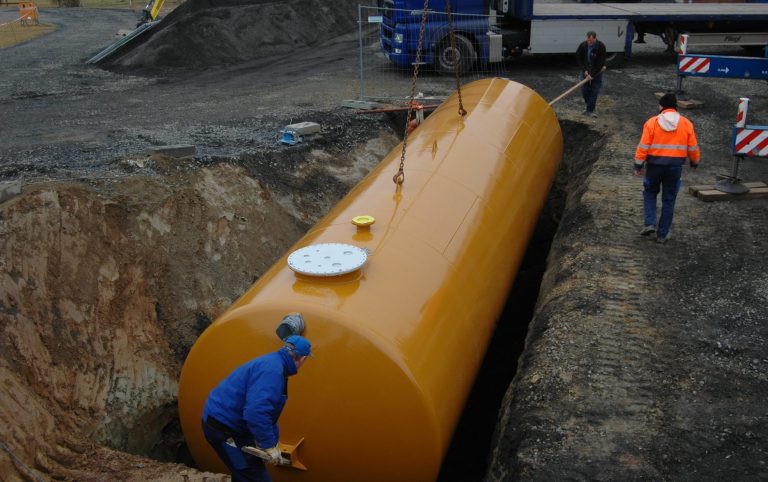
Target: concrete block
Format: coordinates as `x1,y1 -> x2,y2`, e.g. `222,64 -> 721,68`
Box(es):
146,144 -> 196,158
284,122 -> 321,136
0,180 -> 22,203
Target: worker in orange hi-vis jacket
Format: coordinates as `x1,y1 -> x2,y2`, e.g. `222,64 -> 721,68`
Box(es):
633,93 -> 700,244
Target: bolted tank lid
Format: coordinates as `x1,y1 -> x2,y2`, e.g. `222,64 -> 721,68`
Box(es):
287,243 -> 368,277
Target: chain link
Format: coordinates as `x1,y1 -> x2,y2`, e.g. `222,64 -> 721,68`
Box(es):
445,0 -> 467,116
394,0 -> 430,186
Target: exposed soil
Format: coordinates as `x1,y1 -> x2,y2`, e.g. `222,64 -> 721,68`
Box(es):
486,50 -> 768,482
1,2 -> 767,482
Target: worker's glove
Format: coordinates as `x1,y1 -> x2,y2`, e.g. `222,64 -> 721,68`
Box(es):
633,161 -> 645,177
690,161 -> 699,172
265,446 -> 283,465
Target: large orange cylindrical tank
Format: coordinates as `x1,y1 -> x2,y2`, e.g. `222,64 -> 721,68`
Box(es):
178,78 -> 563,481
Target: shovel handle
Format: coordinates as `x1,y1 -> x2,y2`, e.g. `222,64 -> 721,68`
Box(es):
241,446 -> 289,466
548,66 -> 607,106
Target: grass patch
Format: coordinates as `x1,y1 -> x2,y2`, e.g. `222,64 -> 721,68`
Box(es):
0,22 -> 55,48
0,0 -> 185,49
18,0 -> 185,11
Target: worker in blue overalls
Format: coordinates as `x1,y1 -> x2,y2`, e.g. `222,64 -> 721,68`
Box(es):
201,333 -> 312,481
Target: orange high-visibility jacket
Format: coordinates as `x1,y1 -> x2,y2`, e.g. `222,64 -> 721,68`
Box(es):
635,109 -> 700,166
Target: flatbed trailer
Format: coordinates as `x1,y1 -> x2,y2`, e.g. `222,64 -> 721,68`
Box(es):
532,3 -> 768,22
534,3 -> 768,47
379,0 -> 768,71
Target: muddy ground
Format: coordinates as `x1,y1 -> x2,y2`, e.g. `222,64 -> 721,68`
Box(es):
1,2 -> 767,481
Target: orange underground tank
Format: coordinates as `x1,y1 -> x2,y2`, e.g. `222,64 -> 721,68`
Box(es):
178,77 -> 563,481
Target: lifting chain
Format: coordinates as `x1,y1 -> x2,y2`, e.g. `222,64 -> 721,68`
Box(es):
445,0 -> 467,117
393,0 -> 430,186
393,0 -> 467,186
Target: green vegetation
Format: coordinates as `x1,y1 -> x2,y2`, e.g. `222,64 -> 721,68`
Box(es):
0,0 -> 183,48
0,22 -> 55,48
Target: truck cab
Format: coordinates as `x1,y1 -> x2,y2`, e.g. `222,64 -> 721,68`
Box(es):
379,0 -> 493,72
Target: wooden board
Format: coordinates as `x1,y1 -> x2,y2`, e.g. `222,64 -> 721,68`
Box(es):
688,181 -> 767,195
688,182 -> 768,202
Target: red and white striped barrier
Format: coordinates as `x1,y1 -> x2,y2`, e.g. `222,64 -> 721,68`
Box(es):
734,128 -> 768,157
735,97 -> 749,128
678,56 -> 710,74
732,97 -> 768,157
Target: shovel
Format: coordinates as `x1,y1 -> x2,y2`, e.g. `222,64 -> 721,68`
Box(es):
549,66 -> 607,106
241,438 -> 307,471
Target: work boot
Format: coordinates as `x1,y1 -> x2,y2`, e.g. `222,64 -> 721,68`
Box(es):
640,225 -> 656,236
656,232 -> 672,244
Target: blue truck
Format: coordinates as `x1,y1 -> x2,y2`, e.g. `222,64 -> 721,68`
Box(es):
378,0 -> 768,73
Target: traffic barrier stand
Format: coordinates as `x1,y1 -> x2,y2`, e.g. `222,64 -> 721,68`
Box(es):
716,97 -> 768,194
672,33 -> 768,104
18,2 -> 39,26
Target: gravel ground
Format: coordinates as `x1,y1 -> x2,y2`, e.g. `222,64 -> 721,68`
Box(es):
486,39 -> 768,482
1,4 -> 767,482
0,6 -> 369,183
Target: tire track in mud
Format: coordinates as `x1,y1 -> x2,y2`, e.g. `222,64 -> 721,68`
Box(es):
488,105 -> 768,480
488,123 -> 676,480
643,197 -> 768,480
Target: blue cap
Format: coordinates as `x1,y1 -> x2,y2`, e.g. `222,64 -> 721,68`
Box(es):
284,335 -> 312,357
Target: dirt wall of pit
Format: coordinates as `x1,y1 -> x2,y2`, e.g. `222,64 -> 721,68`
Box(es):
0,122 -> 397,480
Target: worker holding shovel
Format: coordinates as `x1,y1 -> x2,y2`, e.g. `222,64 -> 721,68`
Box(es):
201,330 -> 312,481
576,30 -> 607,117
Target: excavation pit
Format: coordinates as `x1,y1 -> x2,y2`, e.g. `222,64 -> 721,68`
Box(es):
1,115 -> 601,481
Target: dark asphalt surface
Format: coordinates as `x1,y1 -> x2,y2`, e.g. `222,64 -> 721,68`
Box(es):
0,7 -> 365,182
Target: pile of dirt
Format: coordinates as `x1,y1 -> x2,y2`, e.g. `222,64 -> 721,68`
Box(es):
105,0 -> 372,73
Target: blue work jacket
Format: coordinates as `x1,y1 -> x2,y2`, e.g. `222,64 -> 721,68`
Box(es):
203,348 -> 297,448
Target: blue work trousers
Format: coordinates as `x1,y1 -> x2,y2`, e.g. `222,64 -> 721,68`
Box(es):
643,163 -> 682,238
580,73 -> 602,113
202,420 -> 271,482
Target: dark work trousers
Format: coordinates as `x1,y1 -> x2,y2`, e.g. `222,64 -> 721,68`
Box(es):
643,163 -> 683,238
202,418 -> 271,482
580,73 -> 603,113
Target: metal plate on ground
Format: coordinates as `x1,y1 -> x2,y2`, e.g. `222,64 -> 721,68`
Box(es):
287,243 -> 368,277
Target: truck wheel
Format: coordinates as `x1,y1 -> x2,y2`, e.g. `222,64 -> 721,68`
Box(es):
436,34 -> 476,75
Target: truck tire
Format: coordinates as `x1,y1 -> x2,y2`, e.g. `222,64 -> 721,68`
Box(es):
436,34 -> 476,75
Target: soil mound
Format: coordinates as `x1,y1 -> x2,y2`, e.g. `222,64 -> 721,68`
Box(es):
106,0 -> 368,72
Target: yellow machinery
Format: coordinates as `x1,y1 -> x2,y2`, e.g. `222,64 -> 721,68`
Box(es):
178,78 -> 563,481
137,0 -> 164,26
86,0 -> 164,64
